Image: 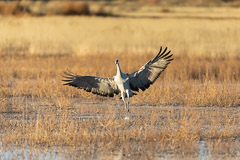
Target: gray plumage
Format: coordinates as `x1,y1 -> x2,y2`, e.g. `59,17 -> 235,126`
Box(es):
62,73 -> 119,97
62,46 -> 173,114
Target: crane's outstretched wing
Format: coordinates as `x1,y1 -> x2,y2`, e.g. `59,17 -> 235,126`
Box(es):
129,46 -> 173,92
62,71 -> 120,97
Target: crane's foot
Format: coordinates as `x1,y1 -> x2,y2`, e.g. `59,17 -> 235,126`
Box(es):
124,116 -> 130,120
124,110 -> 130,120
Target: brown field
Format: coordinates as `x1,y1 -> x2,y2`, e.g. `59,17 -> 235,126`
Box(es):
0,6 -> 240,159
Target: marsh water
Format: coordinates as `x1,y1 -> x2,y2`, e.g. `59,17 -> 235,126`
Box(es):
1,103 -> 240,160
0,140 -> 237,160
0,135 -> 239,159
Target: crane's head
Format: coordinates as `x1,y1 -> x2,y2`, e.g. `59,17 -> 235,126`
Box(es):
115,59 -> 119,65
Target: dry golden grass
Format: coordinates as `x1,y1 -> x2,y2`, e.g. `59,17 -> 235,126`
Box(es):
0,14 -> 240,57
0,54 -> 238,108
0,9 -> 240,158
0,52 -> 239,158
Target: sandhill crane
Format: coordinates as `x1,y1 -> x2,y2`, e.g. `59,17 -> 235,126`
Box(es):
63,46 -> 173,119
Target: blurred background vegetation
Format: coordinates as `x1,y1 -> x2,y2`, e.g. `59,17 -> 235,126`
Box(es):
0,1 -> 239,158
0,0 -> 240,16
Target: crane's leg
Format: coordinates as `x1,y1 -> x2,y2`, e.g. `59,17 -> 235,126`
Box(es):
121,91 -> 129,120
123,90 -> 131,120
121,92 -> 127,110
126,89 -> 130,113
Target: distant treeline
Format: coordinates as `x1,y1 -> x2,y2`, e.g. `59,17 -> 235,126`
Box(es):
0,0 -> 239,16
0,1 -> 118,17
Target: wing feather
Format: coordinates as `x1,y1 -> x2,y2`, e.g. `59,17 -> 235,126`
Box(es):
129,46 -> 173,92
62,71 -> 120,97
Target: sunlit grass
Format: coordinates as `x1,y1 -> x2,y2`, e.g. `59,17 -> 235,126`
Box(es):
0,14 -> 240,57
0,12 -> 240,158
0,53 -> 239,108
0,53 -> 239,156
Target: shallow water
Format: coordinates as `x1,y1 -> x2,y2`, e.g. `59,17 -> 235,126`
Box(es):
1,102 -> 240,159
0,147 -> 69,160
0,139 -> 239,160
